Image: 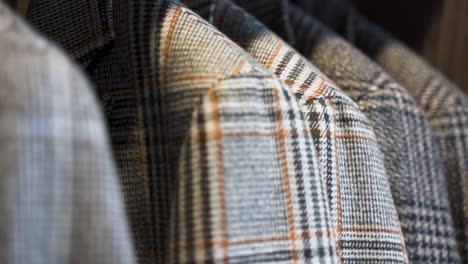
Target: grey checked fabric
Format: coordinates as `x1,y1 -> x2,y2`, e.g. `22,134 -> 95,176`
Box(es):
26,0 -> 335,263
0,3 -> 135,264
183,0 -> 408,263
282,3 -> 461,263
296,0 -> 468,259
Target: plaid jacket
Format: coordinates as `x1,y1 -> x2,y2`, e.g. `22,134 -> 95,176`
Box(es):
26,0 -> 336,263
0,3 -> 135,264
281,3 -> 461,263
297,0 -> 468,258
183,0 -> 408,263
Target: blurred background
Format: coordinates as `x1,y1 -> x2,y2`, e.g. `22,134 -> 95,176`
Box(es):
351,0 -> 468,93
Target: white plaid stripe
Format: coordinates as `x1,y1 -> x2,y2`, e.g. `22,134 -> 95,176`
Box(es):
289,2 -> 461,262
184,0 -> 408,263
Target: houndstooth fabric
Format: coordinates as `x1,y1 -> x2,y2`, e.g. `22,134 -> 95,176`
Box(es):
282,3 -> 462,263
183,0 -> 408,263
296,0 -> 468,259
0,3 -> 135,264
26,0 -> 336,263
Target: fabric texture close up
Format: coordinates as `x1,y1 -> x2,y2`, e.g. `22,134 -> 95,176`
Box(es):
25,0 -> 337,263
183,0 -> 409,263
2,0 -> 464,263
0,3 -> 136,264
296,0 -> 468,259
283,4 -> 461,263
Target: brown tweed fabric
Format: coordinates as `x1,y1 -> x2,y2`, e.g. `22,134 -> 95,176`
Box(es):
0,3 -> 135,263
25,0 -> 336,263
183,0 -> 408,263
283,3 -> 461,263
296,0 -> 468,259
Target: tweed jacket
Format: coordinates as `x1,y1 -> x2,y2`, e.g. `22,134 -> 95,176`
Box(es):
183,0 -> 408,263
228,0 -> 462,262
296,0 -> 468,258
286,4 -> 461,263
0,3 -> 135,264
25,0 -> 336,263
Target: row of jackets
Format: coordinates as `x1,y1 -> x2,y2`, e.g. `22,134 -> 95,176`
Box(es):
0,0 -> 466,263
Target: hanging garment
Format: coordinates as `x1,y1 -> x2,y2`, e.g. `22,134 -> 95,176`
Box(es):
25,0 -> 335,263
221,0 -> 462,262
183,0 -> 408,263
0,3 -> 135,264
286,4 -> 461,263
296,0 -> 468,258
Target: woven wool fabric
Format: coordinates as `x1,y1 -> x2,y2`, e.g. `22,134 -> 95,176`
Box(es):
0,3 -> 135,264
25,0 -> 336,263
296,0 -> 468,258
280,3 -> 461,263
183,0 -> 408,263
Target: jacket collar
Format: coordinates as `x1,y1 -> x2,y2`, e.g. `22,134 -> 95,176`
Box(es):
232,0 -> 295,45
25,0 -> 114,67
295,0 -> 360,42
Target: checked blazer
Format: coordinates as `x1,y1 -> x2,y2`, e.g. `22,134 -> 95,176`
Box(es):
25,0 -> 335,263
183,0 -> 408,263
0,3 -> 135,264
296,0 -> 468,259
285,3 -> 461,263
